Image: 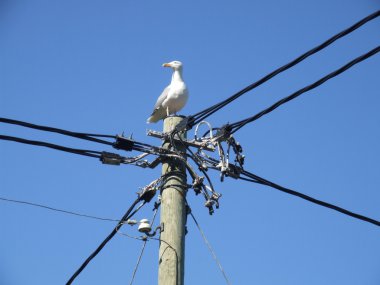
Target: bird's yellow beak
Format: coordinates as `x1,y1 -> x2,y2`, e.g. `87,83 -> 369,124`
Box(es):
162,63 -> 171,67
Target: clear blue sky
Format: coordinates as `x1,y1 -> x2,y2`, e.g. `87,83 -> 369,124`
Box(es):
1,1 -> 380,284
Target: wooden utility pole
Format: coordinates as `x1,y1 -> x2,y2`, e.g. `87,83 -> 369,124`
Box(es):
158,116 -> 187,285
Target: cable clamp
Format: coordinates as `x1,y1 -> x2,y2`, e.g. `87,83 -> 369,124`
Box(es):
154,195 -> 162,210
139,184 -> 157,203
211,124 -> 232,143
135,160 -> 150,168
174,117 -> 189,133
227,136 -> 245,167
113,135 -> 135,151
192,176 -> 204,195
100,152 -> 123,165
204,200 -> 215,215
204,190 -> 221,215
225,163 -> 242,179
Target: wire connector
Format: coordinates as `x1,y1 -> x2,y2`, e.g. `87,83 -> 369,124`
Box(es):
100,152 -> 123,165
225,164 -> 242,179
192,176 -> 204,195
113,135 -> 135,151
213,124 -> 232,142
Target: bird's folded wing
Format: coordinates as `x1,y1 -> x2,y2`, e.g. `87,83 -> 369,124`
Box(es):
147,85 -> 171,123
153,85 -> 170,111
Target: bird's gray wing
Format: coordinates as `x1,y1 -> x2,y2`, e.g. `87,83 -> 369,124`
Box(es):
153,85 -> 170,110
147,85 -> 171,123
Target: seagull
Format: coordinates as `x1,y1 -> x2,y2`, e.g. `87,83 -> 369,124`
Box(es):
147,61 -> 189,123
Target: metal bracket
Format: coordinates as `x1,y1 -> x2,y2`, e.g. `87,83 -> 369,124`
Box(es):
148,157 -> 162,169
147,129 -> 215,152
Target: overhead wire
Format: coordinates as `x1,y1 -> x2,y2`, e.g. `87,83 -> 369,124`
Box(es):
187,205 -> 232,285
228,45 -> 380,133
178,135 -> 217,193
2,11 -> 379,283
0,196 -> 119,222
0,135 -> 103,159
171,134 -> 221,213
0,117 -> 115,146
118,201 -> 178,285
0,118 -> 182,167
187,10 -> 380,128
129,240 -> 148,285
0,117 -> 176,158
239,169 -> 380,227
120,235 -> 179,284
193,140 -> 380,227
127,203 -> 160,285
66,198 -> 146,285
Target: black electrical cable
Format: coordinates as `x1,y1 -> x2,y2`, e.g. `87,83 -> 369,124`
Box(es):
0,117 -> 115,146
195,137 -> 380,226
229,45 -> 380,133
237,175 -> 264,184
0,135 -> 102,158
0,117 -> 179,158
177,135 -> 216,195
0,197 -> 119,222
187,10 -> 380,128
127,204 -> 160,285
66,198 -> 145,285
240,170 -> 380,227
171,134 -> 219,208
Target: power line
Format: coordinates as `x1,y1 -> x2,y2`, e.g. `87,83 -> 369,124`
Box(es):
240,170 -> 380,227
0,117 -> 179,159
0,134 -> 136,166
0,134 -> 103,158
188,206 -> 232,285
119,229 -> 180,285
0,196 -> 119,222
127,205 -> 160,285
0,117 -> 115,146
129,240 -> 148,285
187,10 -> 380,128
65,180 -> 160,284
193,148 -> 380,227
66,199 -> 146,285
1,11 -> 379,284
228,45 -> 380,133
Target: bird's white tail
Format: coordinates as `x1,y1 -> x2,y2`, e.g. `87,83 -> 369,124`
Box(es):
147,115 -> 158,123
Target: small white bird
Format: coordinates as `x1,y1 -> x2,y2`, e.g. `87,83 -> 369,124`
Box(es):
147,61 -> 189,123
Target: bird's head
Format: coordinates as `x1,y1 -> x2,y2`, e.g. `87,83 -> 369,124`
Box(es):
162,60 -> 183,70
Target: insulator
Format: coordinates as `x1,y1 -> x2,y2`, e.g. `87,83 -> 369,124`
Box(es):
138,219 -> 152,233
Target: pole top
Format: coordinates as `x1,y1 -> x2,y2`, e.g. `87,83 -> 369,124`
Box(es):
163,116 -> 187,133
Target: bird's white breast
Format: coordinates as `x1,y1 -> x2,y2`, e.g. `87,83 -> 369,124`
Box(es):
162,81 -> 188,113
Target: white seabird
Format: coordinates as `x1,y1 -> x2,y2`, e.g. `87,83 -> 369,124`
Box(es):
147,61 -> 189,123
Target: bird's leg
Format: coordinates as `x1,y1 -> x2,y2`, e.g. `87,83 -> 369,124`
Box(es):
166,106 -> 170,117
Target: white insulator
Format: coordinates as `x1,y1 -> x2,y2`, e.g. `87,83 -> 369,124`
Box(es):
138,219 -> 152,233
